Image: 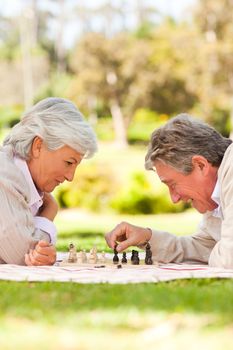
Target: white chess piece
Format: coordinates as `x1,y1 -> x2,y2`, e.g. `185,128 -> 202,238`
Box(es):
77,251 -> 83,264
81,250 -> 87,263
89,250 -> 97,264
99,251 -> 106,263
68,243 -> 77,263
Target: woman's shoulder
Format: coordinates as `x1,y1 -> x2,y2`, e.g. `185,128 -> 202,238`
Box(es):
0,146 -> 30,197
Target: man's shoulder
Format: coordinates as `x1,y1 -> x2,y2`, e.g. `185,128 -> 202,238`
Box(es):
218,143 -> 233,177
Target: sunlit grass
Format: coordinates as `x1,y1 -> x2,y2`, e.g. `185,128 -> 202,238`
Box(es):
55,209 -> 201,251
1,280 -> 233,350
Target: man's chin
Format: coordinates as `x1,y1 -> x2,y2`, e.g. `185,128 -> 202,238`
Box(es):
192,203 -> 206,214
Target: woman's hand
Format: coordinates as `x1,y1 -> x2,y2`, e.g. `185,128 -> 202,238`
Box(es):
25,240 -> 56,266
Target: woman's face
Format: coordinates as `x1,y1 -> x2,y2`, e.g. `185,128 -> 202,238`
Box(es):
27,137 -> 83,192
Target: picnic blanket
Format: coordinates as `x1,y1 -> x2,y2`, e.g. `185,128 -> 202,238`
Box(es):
0,252 -> 233,283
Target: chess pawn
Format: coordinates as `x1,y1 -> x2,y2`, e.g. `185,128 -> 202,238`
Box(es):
77,251 -> 83,264
89,250 -> 97,264
99,251 -> 106,263
82,250 -> 87,263
68,243 -> 77,263
121,252 -> 127,264
131,249 -> 137,262
132,251 -> 140,265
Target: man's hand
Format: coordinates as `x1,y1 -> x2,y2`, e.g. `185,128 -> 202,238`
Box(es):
39,193 -> 58,221
25,240 -> 56,266
105,221 -> 152,252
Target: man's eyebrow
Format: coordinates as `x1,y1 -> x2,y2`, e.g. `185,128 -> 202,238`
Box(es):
160,178 -> 172,185
67,157 -> 78,163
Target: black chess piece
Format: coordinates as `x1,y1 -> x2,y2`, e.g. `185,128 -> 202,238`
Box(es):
121,252 -> 127,264
131,249 -> 137,261
132,250 -> 140,265
145,243 -> 153,265
113,243 -> 119,264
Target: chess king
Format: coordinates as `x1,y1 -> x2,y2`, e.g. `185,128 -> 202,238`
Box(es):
105,114 -> 233,269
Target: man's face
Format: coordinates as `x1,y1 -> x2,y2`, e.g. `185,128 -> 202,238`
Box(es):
28,138 -> 83,192
154,158 -> 218,213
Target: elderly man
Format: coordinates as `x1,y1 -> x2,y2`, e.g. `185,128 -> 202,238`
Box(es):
105,114 -> 233,268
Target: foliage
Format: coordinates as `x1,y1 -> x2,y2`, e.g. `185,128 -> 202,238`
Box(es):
54,162 -> 116,212
110,171 -> 186,214
127,108 -> 168,144
0,105 -> 22,127
54,161 -> 188,215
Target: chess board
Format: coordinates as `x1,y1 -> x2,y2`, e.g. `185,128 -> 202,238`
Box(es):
59,257 -> 158,268
58,243 -> 156,268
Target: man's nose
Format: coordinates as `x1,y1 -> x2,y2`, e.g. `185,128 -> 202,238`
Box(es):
170,189 -> 181,204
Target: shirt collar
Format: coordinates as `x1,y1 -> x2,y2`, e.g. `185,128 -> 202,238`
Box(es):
13,156 -> 43,208
211,178 -> 223,218
211,178 -> 220,205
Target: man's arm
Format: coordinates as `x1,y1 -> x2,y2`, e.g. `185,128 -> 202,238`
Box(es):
105,214 -> 218,264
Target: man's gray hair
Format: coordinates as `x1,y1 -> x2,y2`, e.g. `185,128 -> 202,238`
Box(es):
3,97 -> 98,159
145,113 -> 232,174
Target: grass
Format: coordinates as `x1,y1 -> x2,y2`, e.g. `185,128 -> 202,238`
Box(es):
54,208 -> 202,251
1,279 -> 233,349
1,209 -> 233,349
0,142 -> 230,349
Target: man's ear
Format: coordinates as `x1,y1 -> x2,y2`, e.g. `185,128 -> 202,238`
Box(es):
192,155 -> 210,175
31,136 -> 43,158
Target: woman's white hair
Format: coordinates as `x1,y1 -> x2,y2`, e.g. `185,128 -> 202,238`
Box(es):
3,97 -> 98,159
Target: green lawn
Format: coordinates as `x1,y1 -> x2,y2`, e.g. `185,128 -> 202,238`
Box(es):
54,208 -> 202,251
1,210 -> 233,349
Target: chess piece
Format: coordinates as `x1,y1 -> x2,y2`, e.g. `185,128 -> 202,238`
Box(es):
145,243 -> 153,265
131,250 -> 140,265
113,243 -> 119,264
68,243 -> 77,263
90,245 -> 97,255
77,251 -> 83,264
131,249 -> 137,261
121,252 -> 127,264
99,251 -> 106,263
82,250 -> 87,263
89,250 -> 97,264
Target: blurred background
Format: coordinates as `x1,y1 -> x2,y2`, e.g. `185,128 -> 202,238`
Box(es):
1,0 -> 233,243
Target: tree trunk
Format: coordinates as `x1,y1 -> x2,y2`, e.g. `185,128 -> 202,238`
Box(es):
110,99 -> 128,147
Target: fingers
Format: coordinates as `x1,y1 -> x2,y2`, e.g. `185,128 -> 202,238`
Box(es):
36,241 -> 56,256
116,236 -> 136,252
25,253 -> 33,266
105,222 -> 128,249
25,241 -> 57,266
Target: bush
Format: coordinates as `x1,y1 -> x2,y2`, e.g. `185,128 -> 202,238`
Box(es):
127,108 -> 168,144
54,163 -> 116,212
110,171 -> 186,214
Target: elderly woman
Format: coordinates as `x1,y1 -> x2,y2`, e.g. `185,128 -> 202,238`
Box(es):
1,97 -> 97,266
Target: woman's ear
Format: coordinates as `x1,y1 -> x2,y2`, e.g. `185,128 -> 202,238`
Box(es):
31,136 -> 43,158
192,155 -> 210,176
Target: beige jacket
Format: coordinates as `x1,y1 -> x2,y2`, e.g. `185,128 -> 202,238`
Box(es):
0,146 -> 49,264
149,142 -> 233,268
